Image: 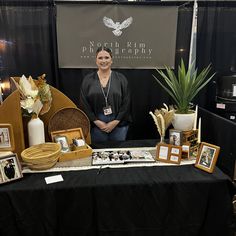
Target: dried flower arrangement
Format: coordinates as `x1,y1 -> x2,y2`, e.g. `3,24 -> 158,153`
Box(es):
149,104 -> 175,142
12,74 -> 52,117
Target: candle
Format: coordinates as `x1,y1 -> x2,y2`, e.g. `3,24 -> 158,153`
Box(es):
197,117 -> 201,143
193,105 -> 198,130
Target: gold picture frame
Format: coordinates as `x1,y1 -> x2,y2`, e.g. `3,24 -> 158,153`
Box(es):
195,142 -> 220,173
0,123 -> 15,151
0,153 -> 23,184
156,143 -> 182,164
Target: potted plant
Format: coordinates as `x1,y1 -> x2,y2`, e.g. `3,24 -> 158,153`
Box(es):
152,59 -> 215,130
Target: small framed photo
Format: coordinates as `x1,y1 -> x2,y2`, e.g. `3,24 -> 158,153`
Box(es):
156,143 -> 169,162
182,144 -> 190,159
0,124 -> 15,151
169,129 -> 182,146
195,142 -> 220,173
54,135 -> 70,153
156,143 -> 182,164
0,153 -> 23,184
169,145 -> 182,164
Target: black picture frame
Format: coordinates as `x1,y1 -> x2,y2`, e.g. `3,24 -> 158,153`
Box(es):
0,153 -> 23,184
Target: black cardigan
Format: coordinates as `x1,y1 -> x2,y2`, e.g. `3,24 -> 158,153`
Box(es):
80,71 -> 132,125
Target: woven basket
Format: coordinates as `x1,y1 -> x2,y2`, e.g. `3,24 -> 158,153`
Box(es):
48,107 -> 90,140
21,142 -> 61,170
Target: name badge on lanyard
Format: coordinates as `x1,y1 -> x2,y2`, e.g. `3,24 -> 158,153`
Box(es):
103,105 -> 112,115
100,73 -> 113,116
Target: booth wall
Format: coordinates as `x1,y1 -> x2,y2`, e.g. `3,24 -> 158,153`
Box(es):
1,1 -> 236,140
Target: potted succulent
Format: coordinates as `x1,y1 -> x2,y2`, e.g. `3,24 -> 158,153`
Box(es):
153,59 -> 215,130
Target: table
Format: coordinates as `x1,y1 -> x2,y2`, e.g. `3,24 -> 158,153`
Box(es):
0,141 -> 234,236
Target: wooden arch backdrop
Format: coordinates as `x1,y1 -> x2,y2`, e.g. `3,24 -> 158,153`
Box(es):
0,77 -> 91,158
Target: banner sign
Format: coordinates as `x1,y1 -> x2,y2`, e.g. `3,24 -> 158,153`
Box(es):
56,4 -> 178,69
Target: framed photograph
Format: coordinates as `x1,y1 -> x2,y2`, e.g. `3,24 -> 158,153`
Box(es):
54,135 -> 70,153
169,129 -> 182,146
156,143 -> 182,164
182,144 -> 190,159
0,153 -> 23,184
156,143 -> 169,162
195,142 -> 220,173
169,145 -> 182,164
0,123 -> 15,151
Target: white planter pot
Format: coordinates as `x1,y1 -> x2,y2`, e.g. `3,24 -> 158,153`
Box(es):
172,112 -> 195,131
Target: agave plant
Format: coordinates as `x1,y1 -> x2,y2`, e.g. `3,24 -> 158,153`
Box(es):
153,59 -> 215,114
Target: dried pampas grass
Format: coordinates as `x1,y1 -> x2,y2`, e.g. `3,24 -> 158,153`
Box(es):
149,104 -> 175,138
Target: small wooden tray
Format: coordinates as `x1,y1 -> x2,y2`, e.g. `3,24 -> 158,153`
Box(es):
51,128 -> 92,162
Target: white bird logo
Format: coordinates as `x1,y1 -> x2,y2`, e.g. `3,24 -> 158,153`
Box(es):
103,16 -> 133,36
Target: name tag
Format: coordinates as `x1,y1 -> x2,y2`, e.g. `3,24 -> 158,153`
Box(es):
103,105 -> 112,115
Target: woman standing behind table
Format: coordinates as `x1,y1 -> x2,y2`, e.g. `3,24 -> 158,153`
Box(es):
80,46 -> 131,142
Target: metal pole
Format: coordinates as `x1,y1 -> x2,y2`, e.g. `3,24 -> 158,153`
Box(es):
188,0 -> 198,70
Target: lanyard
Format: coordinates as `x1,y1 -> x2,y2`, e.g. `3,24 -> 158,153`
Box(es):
99,73 -> 112,107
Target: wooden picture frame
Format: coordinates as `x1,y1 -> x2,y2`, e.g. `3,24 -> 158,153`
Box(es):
195,142 -> 220,173
156,143 -> 182,164
156,143 -> 169,162
169,145 -> 182,164
169,129 -> 183,146
0,123 -> 15,151
0,153 -> 23,184
54,135 -> 70,153
182,144 -> 190,159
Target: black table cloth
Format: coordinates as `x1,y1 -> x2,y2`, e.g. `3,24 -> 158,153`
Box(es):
0,162 -> 233,236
